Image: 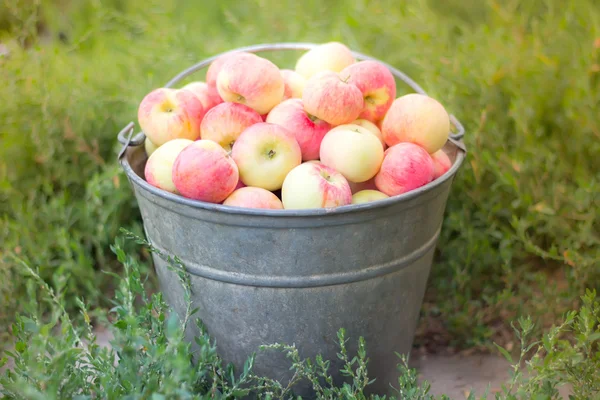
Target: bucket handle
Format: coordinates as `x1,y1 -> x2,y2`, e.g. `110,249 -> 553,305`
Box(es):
117,42 -> 465,159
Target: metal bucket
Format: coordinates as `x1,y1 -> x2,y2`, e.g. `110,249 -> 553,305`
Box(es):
117,43 -> 466,398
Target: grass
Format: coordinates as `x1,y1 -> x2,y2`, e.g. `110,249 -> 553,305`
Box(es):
1,0 -> 599,356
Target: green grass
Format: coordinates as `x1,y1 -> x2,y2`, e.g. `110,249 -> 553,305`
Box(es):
1,0 -> 599,353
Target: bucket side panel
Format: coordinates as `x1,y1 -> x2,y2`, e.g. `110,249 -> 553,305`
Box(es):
152,244 -> 435,398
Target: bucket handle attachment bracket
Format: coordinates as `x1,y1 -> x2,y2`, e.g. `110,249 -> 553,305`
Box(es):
117,121 -> 145,160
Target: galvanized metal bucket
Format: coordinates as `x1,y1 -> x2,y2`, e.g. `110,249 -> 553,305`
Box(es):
117,43 -> 467,398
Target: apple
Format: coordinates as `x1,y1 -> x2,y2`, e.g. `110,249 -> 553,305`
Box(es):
216,52 -> 284,115
381,93 -> 450,154
338,118 -> 385,149
351,190 -> 389,204
339,61 -> 396,123
137,88 -> 205,146
281,69 -> 307,100
281,161 -> 352,209
172,139 -> 239,203
223,187 -> 283,209
231,122 -> 302,191
319,124 -> 384,183
348,177 -> 377,194
431,149 -> 452,179
295,42 -> 355,79
205,51 -> 250,86
266,98 -> 332,161
144,138 -> 193,193
302,71 -> 363,125
374,142 -> 435,196
144,137 -> 159,157
182,81 -> 223,112
200,102 -> 263,151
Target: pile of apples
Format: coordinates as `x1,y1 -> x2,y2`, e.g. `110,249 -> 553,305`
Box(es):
139,42 -> 452,210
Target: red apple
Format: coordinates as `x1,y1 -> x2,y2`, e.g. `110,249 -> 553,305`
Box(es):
320,124 -> 384,183
281,69 -> 307,100
431,149 -> 452,179
302,71 -> 363,126
137,88 -> 204,146
144,138 -> 193,193
266,98 -> 332,161
281,161 -> 352,209
295,42 -> 355,79
374,142 -> 435,196
231,122 -> 302,191
223,187 -> 283,209
340,61 -> 396,123
217,52 -> 284,115
381,93 -> 450,154
200,102 -> 263,151
182,81 -> 223,112
172,140 -> 239,203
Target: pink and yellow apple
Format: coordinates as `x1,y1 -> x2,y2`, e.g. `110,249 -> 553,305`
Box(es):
319,124 -> 384,183
205,51 -> 250,86
182,81 -> 223,112
374,142 -> 435,196
172,140 -> 239,203
137,88 -> 205,146
295,42 -> 355,79
431,149 -> 452,179
351,189 -> 389,204
223,187 -> 283,209
216,53 -> 284,115
281,69 -> 307,100
144,137 -> 159,157
231,122 -> 302,191
302,71 -> 363,125
144,138 -> 193,193
381,93 -> 450,154
340,61 -> 396,123
281,161 -> 352,209
266,98 -> 332,161
200,102 -> 263,151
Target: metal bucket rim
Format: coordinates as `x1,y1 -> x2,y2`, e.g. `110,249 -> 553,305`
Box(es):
119,42 -> 467,217
120,143 -> 465,217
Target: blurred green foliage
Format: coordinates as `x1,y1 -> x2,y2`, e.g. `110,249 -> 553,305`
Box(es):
0,0 -> 599,349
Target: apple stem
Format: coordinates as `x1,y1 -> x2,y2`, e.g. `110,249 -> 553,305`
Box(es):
268,149 -> 276,158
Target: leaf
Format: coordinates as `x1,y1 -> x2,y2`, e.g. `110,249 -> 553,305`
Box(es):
494,343 -> 513,363
15,342 -> 26,353
113,320 -> 128,330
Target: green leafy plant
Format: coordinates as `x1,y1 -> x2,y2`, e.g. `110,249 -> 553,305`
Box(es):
492,290 -> 600,400
2,233 -> 598,399
0,234 -> 446,399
